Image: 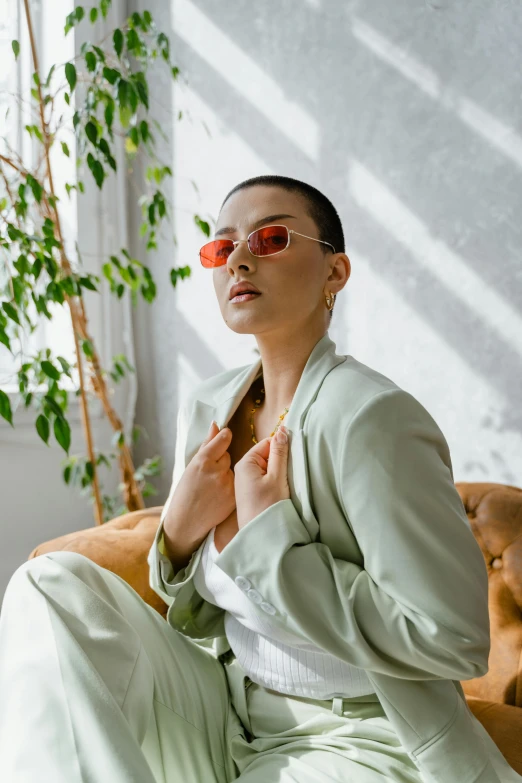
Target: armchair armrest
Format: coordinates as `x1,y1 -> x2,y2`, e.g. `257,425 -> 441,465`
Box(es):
28,507 -> 168,618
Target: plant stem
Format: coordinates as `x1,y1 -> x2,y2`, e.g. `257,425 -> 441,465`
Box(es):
22,0 -> 144,523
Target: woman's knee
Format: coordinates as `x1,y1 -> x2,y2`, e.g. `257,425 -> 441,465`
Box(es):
5,551 -> 112,610
39,550 -> 99,578
13,550 -> 94,579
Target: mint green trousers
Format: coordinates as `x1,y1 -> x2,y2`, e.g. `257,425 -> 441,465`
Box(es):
0,551 -> 424,782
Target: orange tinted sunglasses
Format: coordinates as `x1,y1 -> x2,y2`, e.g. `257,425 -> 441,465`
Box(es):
200,224 -> 336,268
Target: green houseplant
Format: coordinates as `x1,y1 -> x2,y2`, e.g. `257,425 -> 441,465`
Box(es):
0,0 -> 211,524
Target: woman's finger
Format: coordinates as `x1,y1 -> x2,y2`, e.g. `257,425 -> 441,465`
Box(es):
266,427 -> 289,477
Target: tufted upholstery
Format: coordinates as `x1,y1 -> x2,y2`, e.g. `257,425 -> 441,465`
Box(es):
455,482 -> 522,708
28,481 -> 522,773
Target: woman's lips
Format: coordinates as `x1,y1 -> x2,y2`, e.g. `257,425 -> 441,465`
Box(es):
229,292 -> 262,303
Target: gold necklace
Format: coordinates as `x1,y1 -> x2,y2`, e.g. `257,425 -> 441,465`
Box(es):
249,379 -> 289,444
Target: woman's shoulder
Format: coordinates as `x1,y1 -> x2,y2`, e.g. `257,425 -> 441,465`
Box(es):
315,354 -> 403,418
309,354 -> 438,440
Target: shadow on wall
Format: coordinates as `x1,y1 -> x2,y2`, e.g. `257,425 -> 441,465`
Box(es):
129,0 -> 522,494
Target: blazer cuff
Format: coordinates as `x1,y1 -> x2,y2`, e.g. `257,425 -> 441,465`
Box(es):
147,517 -> 201,603
213,498 -> 311,616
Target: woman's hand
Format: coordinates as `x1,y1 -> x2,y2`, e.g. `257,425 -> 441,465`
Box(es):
234,425 -> 291,530
162,420 -> 236,555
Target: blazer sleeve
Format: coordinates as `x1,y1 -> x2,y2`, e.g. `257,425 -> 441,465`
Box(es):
147,400 -> 226,640
147,400 -> 192,602
213,388 -> 491,682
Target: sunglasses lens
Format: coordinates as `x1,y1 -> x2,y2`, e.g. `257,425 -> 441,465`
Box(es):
200,239 -> 234,268
199,225 -> 289,267
249,225 -> 289,256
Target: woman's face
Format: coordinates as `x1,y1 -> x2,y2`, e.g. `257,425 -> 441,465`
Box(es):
212,185 -> 337,337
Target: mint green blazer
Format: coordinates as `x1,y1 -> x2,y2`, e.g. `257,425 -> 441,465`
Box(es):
148,332 -> 518,782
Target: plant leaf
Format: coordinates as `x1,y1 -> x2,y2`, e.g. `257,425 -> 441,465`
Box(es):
104,100 -> 114,128
85,120 -> 98,144
2,301 -> 21,325
113,28 -> 124,58
87,153 -> 104,188
103,66 -> 119,85
54,416 -> 71,453
41,360 -> 61,380
79,276 -> 98,291
0,389 -> 13,426
82,338 -> 94,358
44,395 -> 64,418
65,62 -> 77,93
36,413 -> 50,444
85,51 -> 97,72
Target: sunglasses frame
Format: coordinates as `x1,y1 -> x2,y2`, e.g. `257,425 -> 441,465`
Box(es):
200,224 -> 336,267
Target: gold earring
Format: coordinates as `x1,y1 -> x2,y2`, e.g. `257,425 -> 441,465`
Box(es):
324,291 -> 335,311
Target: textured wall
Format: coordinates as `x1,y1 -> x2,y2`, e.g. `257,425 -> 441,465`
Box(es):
129,0 -> 522,506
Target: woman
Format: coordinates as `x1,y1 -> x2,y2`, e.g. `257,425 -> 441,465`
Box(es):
149,174 -> 520,783
0,175 -> 517,782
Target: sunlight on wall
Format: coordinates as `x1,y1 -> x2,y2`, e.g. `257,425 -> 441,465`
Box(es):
343,250 -> 521,484
348,160 -> 522,360
351,17 -> 522,169
173,0 -> 319,161
155,0 -> 522,486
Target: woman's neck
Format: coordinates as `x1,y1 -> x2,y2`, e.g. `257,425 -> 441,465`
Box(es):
254,331 -> 326,417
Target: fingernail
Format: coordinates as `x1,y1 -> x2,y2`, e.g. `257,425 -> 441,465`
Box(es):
208,420 -> 216,433
276,426 -> 288,443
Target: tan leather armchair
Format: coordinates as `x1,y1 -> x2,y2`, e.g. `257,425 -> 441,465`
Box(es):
28,481 -> 522,774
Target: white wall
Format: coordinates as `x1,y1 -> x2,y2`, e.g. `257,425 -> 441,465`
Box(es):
129,0 -> 522,506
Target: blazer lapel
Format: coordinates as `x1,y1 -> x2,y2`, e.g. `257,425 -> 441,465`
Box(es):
183,332 -> 348,542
